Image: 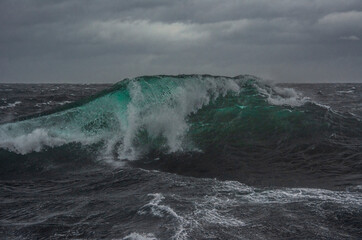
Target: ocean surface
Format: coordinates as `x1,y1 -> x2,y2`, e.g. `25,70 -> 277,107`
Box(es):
0,75 -> 361,239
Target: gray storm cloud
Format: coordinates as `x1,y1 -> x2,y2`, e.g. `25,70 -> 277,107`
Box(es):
0,0 -> 361,83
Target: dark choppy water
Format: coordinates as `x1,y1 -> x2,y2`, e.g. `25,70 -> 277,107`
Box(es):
0,76 -> 361,239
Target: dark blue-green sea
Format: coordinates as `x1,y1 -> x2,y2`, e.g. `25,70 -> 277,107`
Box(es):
0,75 -> 361,239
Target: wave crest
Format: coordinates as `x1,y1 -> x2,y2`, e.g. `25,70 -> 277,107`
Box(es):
0,75 -> 321,162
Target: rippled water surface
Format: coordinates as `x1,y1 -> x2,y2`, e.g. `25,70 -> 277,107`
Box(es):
0,76 -> 361,239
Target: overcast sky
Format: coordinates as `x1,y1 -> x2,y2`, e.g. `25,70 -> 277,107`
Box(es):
0,0 -> 362,83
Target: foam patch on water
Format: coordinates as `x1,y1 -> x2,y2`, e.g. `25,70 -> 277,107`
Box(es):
134,176 -> 362,239
35,101 -> 73,107
138,193 -> 189,240
212,180 -> 362,206
138,191 -> 247,240
123,233 -> 158,240
256,84 -> 309,107
0,101 -> 21,110
246,187 -> 362,205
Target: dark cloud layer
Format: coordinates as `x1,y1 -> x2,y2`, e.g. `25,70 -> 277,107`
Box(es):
1,0 -> 361,83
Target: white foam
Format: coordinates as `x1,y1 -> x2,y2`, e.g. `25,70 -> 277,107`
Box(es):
337,90 -> 354,94
138,191 -> 247,239
138,193 -> 189,240
123,232 -> 158,240
57,101 -> 72,105
133,177 -> 361,239
35,101 -> 72,107
256,84 -> 309,107
0,101 -> 21,110
35,101 -> 52,107
0,128 -> 67,154
0,90 -> 121,155
138,193 -> 183,221
117,77 -> 241,160
214,180 -> 362,206
0,126 -> 103,155
196,208 -> 245,227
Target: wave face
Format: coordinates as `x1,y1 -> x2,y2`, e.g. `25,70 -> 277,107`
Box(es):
0,75 -> 305,156
0,75 -> 243,157
0,75 -> 361,187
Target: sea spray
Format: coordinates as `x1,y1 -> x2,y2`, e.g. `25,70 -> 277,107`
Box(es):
0,75 -> 360,173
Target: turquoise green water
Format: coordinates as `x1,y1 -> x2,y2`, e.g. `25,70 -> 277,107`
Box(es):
0,75 -> 330,160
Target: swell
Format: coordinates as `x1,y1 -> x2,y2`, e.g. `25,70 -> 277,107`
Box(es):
0,75 -> 250,157
0,75 -> 361,188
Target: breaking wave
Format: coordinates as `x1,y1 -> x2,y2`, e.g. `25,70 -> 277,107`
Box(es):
0,76 -> 301,155
0,75 -> 360,178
